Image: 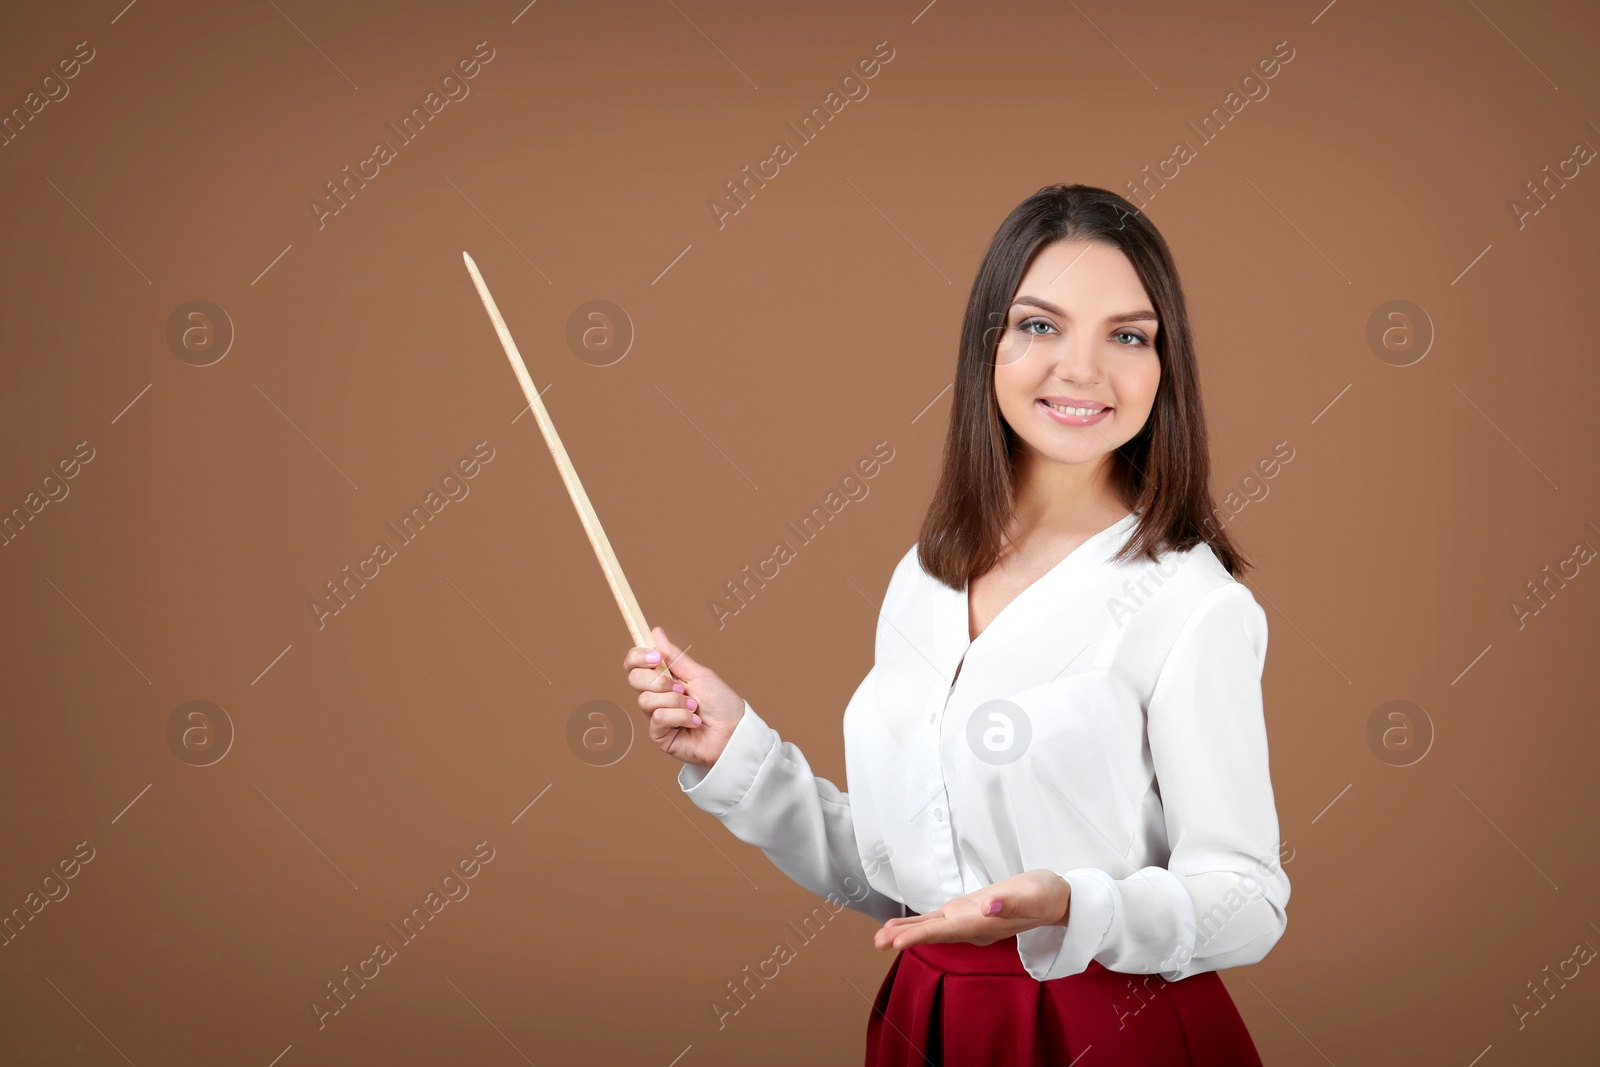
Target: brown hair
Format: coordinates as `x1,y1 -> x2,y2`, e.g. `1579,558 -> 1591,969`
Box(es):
916,183 -> 1251,588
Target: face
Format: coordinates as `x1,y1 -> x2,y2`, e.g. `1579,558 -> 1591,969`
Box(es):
991,238 -> 1162,473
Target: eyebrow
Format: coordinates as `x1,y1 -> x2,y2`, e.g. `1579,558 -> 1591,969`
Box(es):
1010,296 -> 1159,325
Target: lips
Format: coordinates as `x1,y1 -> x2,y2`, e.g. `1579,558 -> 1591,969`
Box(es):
1038,397 -> 1111,414
1036,397 -> 1113,426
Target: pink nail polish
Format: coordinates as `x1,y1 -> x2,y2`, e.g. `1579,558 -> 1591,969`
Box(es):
672,683 -> 685,694
646,651 -> 661,664
686,698 -> 698,711
692,714 -> 702,726
987,900 -> 1002,916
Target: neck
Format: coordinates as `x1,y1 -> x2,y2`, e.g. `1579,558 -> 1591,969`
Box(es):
1008,449 -> 1127,539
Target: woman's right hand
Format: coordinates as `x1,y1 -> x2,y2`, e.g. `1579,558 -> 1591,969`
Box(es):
622,625 -> 744,768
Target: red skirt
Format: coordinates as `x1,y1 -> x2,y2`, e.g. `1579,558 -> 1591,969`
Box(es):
864,933 -> 1263,1066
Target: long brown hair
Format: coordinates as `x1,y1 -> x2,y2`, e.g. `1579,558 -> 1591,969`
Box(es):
916,183 -> 1251,588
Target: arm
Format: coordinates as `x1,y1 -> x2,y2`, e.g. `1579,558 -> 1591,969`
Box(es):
678,699 -> 908,925
1015,582 -> 1291,981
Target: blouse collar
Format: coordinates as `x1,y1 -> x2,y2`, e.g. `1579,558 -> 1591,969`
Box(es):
939,510 -> 1140,669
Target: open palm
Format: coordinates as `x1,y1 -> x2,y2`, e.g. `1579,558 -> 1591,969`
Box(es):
872,870 -> 1071,951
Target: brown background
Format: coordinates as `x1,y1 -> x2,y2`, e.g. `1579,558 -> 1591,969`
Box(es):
2,0 -> 1597,1063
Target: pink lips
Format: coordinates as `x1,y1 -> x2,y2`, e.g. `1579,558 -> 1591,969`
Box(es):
1038,396 -> 1110,409
1037,398 -> 1113,426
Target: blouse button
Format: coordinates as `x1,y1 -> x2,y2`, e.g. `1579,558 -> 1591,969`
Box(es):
933,807 -> 944,821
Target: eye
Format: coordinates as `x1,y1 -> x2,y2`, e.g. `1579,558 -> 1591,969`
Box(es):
1113,330 -> 1151,347
1016,317 -> 1057,336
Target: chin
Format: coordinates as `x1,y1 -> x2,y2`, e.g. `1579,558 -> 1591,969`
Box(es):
1043,448 -> 1109,467
1015,439 -> 1108,466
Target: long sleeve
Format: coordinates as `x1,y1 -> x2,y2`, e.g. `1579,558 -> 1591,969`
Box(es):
677,698 -> 909,924
1014,581 -> 1291,981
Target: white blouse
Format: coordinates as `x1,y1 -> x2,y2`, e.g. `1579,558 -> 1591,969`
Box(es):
677,511 -> 1291,982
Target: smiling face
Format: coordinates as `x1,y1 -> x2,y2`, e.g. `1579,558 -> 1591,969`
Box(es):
992,238 -> 1162,481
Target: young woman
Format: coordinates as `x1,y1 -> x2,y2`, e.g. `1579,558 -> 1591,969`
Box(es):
623,184 -> 1290,1065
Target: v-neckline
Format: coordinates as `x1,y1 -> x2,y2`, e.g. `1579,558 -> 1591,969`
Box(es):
957,510 -> 1135,659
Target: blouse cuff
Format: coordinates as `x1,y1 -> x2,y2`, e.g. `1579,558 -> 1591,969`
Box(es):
1014,868 -> 1117,982
676,700 -> 776,817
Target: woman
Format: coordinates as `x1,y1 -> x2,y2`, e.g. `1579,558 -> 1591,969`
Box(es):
622,184 -> 1290,1065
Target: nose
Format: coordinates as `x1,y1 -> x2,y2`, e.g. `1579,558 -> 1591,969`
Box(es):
1046,327 -> 1103,386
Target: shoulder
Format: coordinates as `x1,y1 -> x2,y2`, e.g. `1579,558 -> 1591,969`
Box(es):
1115,538 -> 1265,652
874,541 -> 952,625
1128,537 -> 1235,606
887,542 -> 928,606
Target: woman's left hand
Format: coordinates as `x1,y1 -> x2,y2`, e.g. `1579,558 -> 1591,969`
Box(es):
873,869 -> 1071,951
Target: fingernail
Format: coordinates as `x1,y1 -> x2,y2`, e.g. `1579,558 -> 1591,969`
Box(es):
672,682 -> 685,694
692,713 -> 702,726
686,698 -> 698,711
646,651 -> 661,664
987,900 -> 1002,916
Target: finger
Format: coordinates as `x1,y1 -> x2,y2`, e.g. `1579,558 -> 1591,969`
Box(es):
624,646 -> 681,691
651,626 -> 702,680
880,916 -> 954,950
627,665 -> 679,694
875,923 -> 909,950
900,916 -> 1002,950
636,690 -> 692,715
649,705 -> 702,730
876,914 -> 942,942
875,915 -> 935,951
624,646 -> 668,671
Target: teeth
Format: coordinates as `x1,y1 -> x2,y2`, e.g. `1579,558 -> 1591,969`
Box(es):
1042,400 -> 1108,417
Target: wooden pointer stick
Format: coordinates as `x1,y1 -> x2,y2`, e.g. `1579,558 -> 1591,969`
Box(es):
461,251 -> 678,683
